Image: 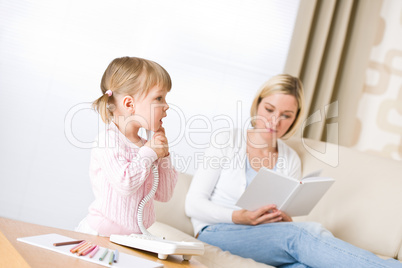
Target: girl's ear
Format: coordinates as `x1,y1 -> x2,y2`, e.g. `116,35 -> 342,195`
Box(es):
122,96 -> 135,114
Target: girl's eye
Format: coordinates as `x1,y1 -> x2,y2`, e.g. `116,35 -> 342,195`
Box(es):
266,108 -> 274,113
156,96 -> 162,101
281,114 -> 291,119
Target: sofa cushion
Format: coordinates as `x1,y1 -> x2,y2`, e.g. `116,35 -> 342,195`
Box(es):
286,138 -> 402,259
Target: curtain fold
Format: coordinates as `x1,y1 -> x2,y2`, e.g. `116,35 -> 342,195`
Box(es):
285,0 -> 383,147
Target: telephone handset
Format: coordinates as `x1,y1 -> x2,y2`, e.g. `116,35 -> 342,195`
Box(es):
110,130 -> 204,260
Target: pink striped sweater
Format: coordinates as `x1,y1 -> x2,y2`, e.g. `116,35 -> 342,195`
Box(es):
86,123 -> 178,236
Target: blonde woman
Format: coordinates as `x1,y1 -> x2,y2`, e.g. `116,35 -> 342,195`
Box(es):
185,74 -> 401,267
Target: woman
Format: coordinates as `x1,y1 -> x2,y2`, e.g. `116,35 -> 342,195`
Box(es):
185,74 -> 401,267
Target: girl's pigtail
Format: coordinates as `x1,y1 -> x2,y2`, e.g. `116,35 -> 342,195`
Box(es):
93,90 -> 113,124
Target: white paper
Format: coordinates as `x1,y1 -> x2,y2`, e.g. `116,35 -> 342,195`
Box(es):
17,233 -> 163,268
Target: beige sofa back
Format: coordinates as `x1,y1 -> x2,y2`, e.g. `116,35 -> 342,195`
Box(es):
286,138 -> 402,260
155,138 -> 402,260
155,172 -> 195,235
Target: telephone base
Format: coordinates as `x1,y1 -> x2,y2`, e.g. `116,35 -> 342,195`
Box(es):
110,233 -> 205,260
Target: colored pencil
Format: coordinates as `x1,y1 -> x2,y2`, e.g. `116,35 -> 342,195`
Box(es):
69,241 -> 87,253
77,243 -> 93,256
89,245 -> 99,258
99,248 -> 108,261
113,249 -> 119,263
53,240 -> 84,247
109,251 -> 115,265
72,241 -> 90,254
81,244 -> 97,256
71,241 -> 88,252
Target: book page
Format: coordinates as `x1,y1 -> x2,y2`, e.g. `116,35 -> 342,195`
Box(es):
302,176 -> 334,183
283,178 -> 335,216
301,169 -> 323,180
236,168 -> 300,211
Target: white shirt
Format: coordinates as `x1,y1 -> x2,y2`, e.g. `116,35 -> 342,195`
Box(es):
185,129 -> 301,235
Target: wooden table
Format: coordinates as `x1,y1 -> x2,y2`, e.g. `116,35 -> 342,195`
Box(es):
0,217 -> 206,268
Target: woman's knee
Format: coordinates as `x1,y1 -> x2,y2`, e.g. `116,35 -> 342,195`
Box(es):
296,222 -> 333,238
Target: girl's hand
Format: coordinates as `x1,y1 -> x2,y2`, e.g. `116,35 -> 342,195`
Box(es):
145,127 -> 169,158
232,204 -> 283,225
154,126 -> 166,136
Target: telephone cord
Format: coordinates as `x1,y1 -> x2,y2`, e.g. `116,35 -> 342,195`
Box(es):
137,164 -> 159,237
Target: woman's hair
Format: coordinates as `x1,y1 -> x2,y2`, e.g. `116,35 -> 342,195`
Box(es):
250,74 -> 305,139
93,56 -> 172,123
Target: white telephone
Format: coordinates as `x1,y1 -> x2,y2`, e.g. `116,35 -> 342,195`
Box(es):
110,130 -> 204,260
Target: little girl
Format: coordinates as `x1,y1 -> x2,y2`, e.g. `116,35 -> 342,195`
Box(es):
76,56 -> 178,237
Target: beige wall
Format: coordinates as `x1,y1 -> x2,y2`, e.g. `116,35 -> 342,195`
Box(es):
353,0 -> 402,161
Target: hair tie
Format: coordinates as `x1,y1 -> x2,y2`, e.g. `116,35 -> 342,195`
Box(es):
105,90 -> 113,97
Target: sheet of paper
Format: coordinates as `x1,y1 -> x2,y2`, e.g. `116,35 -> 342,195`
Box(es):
17,233 -> 163,268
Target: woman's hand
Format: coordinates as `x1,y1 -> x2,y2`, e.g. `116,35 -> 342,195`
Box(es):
232,204 -> 285,225
145,127 -> 169,158
279,211 -> 293,222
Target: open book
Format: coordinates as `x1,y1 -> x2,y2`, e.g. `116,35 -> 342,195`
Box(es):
235,168 -> 335,217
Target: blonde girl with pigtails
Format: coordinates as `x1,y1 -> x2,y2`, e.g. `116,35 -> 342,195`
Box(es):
76,56 -> 178,237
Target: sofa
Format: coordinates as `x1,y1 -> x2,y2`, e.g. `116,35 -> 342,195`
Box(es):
149,138 -> 402,267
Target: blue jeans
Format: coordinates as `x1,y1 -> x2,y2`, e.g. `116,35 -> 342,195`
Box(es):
197,222 -> 402,268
